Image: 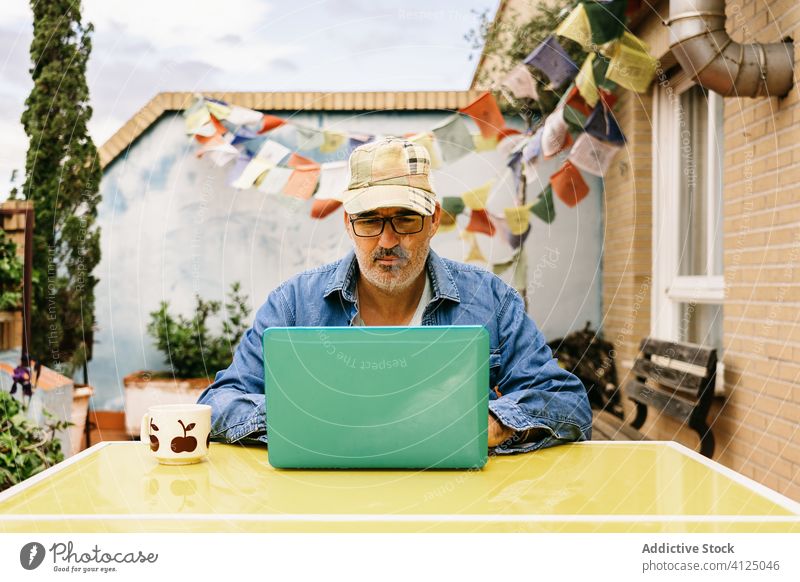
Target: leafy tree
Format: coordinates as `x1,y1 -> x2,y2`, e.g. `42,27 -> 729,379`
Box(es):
19,1 -> 101,376
0,390 -> 71,492
147,283 -> 252,379
0,231 -> 23,310
465,1 -> 584,121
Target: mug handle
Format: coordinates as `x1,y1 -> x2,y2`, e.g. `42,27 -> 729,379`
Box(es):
140,413 -> 151,444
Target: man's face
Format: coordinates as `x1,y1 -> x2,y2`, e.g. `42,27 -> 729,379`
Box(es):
344,204 -> 441,294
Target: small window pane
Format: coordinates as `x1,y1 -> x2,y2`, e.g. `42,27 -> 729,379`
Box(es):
678,85 -> 709,277
679,302 -> 723,355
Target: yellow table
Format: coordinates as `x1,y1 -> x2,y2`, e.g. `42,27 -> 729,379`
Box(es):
1,441 -> 798,533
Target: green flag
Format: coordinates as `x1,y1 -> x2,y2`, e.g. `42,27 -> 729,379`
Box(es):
442,196 -> 466,217
583,0 -> 626,45
530,185 -> 557,224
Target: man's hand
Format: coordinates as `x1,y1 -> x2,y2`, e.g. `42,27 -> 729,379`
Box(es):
488,412 -> 515,447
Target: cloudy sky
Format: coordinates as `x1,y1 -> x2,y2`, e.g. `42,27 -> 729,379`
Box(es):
0,0 -> 496,197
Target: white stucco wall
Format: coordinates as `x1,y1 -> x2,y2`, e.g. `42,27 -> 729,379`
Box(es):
89,110 -> 603,409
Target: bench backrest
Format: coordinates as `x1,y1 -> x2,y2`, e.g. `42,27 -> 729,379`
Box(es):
625,337 -> 717,456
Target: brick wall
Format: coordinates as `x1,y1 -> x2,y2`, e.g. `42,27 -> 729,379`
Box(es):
717,0 -> 800,500
0,200 -> 30,351
601,89 -> 653,379
605,0 -> 799,501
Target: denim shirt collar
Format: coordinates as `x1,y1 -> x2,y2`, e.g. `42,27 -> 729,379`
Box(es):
323,248 -> 461,305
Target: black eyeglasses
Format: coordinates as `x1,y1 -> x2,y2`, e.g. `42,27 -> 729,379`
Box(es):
349,214 -> 425,237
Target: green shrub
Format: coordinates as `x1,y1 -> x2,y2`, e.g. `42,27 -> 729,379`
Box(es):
147,282 -> 251,379
0,390 -> 71,492
0,230 -> 23,311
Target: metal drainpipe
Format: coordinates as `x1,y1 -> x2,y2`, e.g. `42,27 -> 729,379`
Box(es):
667,0 -> 794,97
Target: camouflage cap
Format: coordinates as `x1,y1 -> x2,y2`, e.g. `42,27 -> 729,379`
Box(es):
342,136 -> 436,216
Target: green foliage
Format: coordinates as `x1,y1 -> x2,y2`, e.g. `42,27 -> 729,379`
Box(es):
465,1 -> 586,120
0,231 -> 23,310
147,283 -> 252,379
0,390 -> 71,492
20,1 -> 102,376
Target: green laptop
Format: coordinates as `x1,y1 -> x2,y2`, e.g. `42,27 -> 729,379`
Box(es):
263,326 -> 489,469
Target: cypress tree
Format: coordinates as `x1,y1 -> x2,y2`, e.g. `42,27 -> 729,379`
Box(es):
20,1 -> 101,377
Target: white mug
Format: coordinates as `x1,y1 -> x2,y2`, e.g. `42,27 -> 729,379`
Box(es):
141,404 -> 212,465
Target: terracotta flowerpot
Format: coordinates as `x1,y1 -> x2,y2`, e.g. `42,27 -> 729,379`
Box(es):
123,371 -> 213,438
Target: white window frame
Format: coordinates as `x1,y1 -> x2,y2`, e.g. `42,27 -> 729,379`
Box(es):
652,77 -> 725,393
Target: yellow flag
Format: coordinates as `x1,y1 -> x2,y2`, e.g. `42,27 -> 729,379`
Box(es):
436,220 -> 457,234
504,204 -> 534,235
606,33 -> 657,93
206,100 -> 232,120
465,237 -> 486,263
462,180 -> 494,210
575,53 -> 599,108
409,131 -> 442,168
555,4 -> 592,48
472,133 -> 498,152
320,130 -> 347,153
185,106 -> 211,134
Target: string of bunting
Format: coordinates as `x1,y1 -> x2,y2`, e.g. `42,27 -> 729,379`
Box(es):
185,0 -> 656,268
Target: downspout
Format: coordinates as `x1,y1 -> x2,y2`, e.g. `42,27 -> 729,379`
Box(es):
667,0 -> 794,97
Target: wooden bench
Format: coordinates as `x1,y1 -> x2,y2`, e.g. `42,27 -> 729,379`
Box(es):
592,337 -> 718,458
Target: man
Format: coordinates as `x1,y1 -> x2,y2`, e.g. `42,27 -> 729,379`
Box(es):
198,136 -> 591,453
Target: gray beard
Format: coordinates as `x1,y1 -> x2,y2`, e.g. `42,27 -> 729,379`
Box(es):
355,247 -> 428,295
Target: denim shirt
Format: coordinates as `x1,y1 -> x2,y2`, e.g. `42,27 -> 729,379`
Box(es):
197,248 -> 592,454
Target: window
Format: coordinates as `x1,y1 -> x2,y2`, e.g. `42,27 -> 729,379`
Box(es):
653,79 -> 725,390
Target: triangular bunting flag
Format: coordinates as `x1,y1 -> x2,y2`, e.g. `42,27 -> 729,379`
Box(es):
550,160 -> 590,207
231,157 -> 273,190
284,165 -> 321,200
459,92 -> 506,139
504,204 -> 534,235
226,105 -> 263,126
466,208 -> 496,236
194,116 -> 226,144
473,134 -> 498,152
530,185 -> 557,224
583,0 -> 627,45
462,180 -> 494,210
432,114 -> 475,163
465,235 -> 487,263
501,64 -> 539,100
605,32 -> 657,93
584,103 -> 626,144
525,35 -> 579,89
296,126 -> 325,151
258,114 -> 286,134
555,4 -> 592,47
257,166 -> 293,195
310,160 -> 348,217
255,140 -> 292,165
441,196 -> 466,217
320,130 -> 347,153
568,132 -> 623,176
575,53 -> 600,108
541,108 -> 570,158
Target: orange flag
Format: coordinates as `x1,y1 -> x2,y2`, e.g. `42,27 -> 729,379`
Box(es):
466,208 -> 497,236
550,160 -> 589,207
194,115 -> 226,145
310,198 -> 342,218
459,92 -> 505,139
283,165 -> 321,200
287,152 -> 316,168
258,114 -> 286,134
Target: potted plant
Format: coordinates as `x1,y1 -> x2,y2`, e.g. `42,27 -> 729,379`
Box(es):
123,282 -> 251,437
0,390 -> 71,492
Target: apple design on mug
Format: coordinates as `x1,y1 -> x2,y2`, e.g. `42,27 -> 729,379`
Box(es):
149,420 -> 159,452
171,420 -> 198,453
